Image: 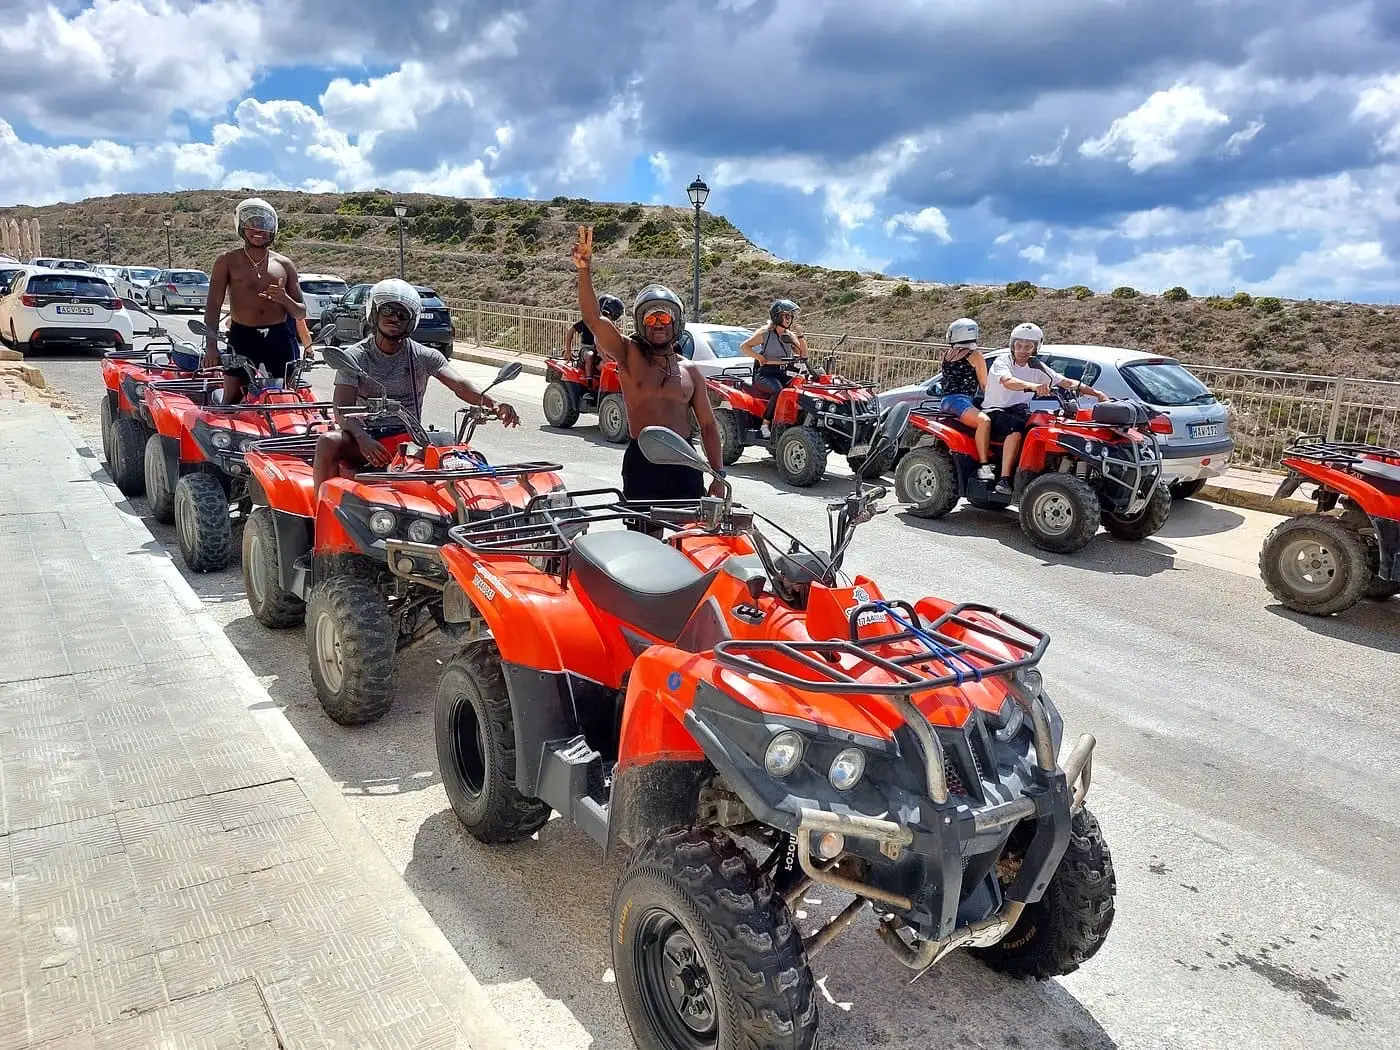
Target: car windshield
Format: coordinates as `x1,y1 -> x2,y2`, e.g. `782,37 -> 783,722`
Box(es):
129,268 -> 160,281
698,330 -> 750,359
171,272 -> 208,285
1119,361 -> 1213,406
302,280 -> 348,296
0,269 -> 20,293
28,275 -> 113,297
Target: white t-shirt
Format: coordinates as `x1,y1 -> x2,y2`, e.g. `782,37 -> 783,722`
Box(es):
982,355 -> 1064,410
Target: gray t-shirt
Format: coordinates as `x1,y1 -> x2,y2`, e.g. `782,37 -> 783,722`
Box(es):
334,337 -> 448,422
758,328 -> 799,365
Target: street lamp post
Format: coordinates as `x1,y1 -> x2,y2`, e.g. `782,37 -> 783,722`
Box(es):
393,203 -> 408,280
162,216 -> 173,268
58,225 -> 66,257
686,175 -> 709,323
103,223 -> 112,263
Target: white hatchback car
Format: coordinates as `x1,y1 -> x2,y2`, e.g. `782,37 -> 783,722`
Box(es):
677,323 -> 758,378
0,267 -> 135,352
298,273 -> 350,323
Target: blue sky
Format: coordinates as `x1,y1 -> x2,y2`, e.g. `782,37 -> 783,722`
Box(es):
3,0 -> 1400,302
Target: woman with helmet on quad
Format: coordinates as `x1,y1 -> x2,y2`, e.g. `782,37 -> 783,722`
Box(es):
563,293 -> 624,385
739,298 -> 809,436
939,317 -> 996,482
202,197 -> 308,405
571,226 -> 726,508
311,278 -> 520,494
984,321 -> 1110,495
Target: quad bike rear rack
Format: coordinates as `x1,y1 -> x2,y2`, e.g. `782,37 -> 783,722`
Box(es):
1282,437 -> 1400,465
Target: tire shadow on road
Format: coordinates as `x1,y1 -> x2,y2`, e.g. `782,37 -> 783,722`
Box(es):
1263,601 -> 1400,655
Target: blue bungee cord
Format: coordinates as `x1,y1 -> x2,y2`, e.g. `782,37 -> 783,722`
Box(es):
869,600 -> 985,686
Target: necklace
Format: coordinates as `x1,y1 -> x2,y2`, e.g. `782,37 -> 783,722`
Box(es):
242,246 -> 267,279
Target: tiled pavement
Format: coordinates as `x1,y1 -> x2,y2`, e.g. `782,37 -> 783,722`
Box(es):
0,401 -> 522,1049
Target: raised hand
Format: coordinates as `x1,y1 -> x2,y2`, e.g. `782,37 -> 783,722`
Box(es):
571,225 -> 593,271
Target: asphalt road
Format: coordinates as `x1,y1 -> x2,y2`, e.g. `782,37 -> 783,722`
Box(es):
30,320 -> 1400,1050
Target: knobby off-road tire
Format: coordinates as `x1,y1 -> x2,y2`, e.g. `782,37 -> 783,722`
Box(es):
1367,578 -> 1400,600
435,643 -> 551,843
895,446 -> 959,519
1259,513 -> 1371,616
143,434 -> 176,525
174,472 -> 232,572
543,379 -> 581,428
848,443 -> 897,480
714,408 -> 744,466
775,426 -> 826,487
306,576 -> 396,725
1102,483 -> 1172,542
972,806 -> 1117,980
109,417 -> 147,497
99,396 -> 115,467
1018,473 -> 1101,554
612,828 -> 818,1050
243,506 -> 305,628
598,393 -> 629,444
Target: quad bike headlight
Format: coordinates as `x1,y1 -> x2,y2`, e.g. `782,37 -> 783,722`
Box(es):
828,747 -> 865,791
764,730 -> 804,777
239,437 -> 257,452
211,429 -> 233,450
406,518 -> 436,543
368,509 -> 397,536
992,697 -> 1026,743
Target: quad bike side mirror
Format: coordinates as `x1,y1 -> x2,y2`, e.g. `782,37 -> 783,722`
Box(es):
188,319 -> 210,338
879,401 -> 912,448
311,321 -> 336,344
638,425 -> 710,473
491,361 -> 523,387
319,343 -> 360,376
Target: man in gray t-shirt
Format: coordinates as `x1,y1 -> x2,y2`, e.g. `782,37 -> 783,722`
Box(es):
312,279 -> 520,494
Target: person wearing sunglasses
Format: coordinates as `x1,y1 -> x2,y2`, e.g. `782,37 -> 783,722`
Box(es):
203,197 -> 308,405
739,298 -> 807,437
571,226 -> 727,510
312,278 -> 520,494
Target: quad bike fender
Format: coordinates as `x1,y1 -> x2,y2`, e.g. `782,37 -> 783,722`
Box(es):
598,360 -> 623,394
1283,457 -> 1398,519
545,358 -> 583,384
1375,517 -> 1400,581
909,414 -> 977,457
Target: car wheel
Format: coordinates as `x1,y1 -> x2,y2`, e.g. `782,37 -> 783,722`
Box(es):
1169,478 -> 1209,500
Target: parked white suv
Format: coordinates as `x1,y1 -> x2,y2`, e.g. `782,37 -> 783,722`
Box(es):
113,266 -> 162,304
298,273 -> 350,322
0,268 -> 135,352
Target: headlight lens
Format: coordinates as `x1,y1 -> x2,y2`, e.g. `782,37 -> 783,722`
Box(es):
368,509 -> 397,536
406,518 -> 435,543
239,437 -> 257,452
211,429 -> 232,449
764,731 -> 804,777
828,748 -> 865,791
1015,667 -> 1043,696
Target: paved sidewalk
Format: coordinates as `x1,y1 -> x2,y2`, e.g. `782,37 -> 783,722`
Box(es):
0,400 -> 522,1049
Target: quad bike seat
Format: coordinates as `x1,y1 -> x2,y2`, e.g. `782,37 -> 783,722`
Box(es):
1354,458 -> 1400,497
571,530 -> 720,642
1091,400 -> 1152,427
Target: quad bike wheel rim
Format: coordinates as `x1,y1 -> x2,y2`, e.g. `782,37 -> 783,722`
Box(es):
544,384 -> 566,420
449,692 -> 487,798
1275,535 -> 1339,597
175,491 -> 197,550
636,909 -> 718,1049
247,532 -> 266,604
314,611 -> 346,694
904,459 -> 943,503
1030,489 -> 1077,537
601,397 -> 624,434
780,437 -> 809,475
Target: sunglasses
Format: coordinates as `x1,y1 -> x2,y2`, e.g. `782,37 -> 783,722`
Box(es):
642,309 -> 675,327
379,306 -> 412,322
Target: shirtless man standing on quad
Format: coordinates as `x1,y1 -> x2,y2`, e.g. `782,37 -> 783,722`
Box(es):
571,225 -> 726,506
202,197 -> 307,404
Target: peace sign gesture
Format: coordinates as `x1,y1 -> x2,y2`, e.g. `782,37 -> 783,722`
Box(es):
572,225 -> 593,271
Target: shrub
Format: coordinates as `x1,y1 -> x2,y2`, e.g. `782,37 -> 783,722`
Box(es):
592,218 -> 625,245
1163,286 -> 1190,302
1205,295 -> 1234,310
891,282 -> 912,298
502,257 -> 526,280
1232,291 -> 1254,307
1069,285 -> 1093,300
619,204 -> 644,222
1005,280 -> 1036,301
1256,296 -> 1283,314
1111,286 -> 1139,299
563,199 -> 596,222
627,217 -> 686,257
833,290 -> 861,307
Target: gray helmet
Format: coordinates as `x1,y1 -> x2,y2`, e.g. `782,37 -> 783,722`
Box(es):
946,317 -> 979,346
235,197 -> 278,245
770,298 -> 799,326
598,294 -> 624,322
632,285 -> 686,346
367,278 -> 422,331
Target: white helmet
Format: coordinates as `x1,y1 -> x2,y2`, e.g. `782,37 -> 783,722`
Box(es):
235,197 -> 278,244
946,317 -> 979,346
367,278 -> 422,331
1009,322 -> 1044,352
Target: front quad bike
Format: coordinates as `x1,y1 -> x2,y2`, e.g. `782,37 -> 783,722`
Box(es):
432,410 -> 1115,1050
1261,438 -> 1400,616
245,349 -> 567,726
542,353 -> 632,442
707,340 -> 897,486
99,325 -> 224,496
895,383 -> 1174,555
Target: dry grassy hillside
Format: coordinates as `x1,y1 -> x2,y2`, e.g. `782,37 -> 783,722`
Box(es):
4,189 -> 1399,380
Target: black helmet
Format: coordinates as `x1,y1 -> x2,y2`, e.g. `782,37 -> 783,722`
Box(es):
770,298 -> 799,326
598,294 -> 624,322
632,285 -> 686,347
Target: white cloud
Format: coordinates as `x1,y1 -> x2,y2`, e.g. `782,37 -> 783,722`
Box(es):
649,152 -> 672,189
321,62 -> 476,137
1247,242 -> 1396,299
550,96 -> 643,187
1027,127 -> 1069,167
883,207 -> 952,243
1020,244 -> 1046,263
1355,74 -> 1400,155
1039,239 -> 1252,295
1080,84 -> 1231,172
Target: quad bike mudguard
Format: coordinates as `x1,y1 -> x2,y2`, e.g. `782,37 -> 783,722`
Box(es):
1279,450 -> 1400,581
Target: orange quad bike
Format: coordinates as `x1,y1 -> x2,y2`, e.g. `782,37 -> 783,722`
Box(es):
243,347 -> 568,726
1260,437 -> 1400,615
141,320 -> 337,573
895,375 -> 1175,554
706,336 -> 896,486
542,351 -> 631,442
431,404 -> 1114,1050
99,323 -> 225,496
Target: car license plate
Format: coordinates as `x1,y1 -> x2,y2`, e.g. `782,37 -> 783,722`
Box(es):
56,305 -> 94,315
1189,422 -> 1222,438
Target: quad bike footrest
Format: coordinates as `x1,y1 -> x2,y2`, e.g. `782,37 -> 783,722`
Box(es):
536,735 -> 609,846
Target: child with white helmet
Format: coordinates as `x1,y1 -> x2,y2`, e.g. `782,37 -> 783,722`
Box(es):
938,317 -> 996,482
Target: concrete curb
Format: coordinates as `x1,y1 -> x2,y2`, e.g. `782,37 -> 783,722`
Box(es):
451,342 -> 549,377
1199,476 -> 1314,518
49,409 -> 528,1050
